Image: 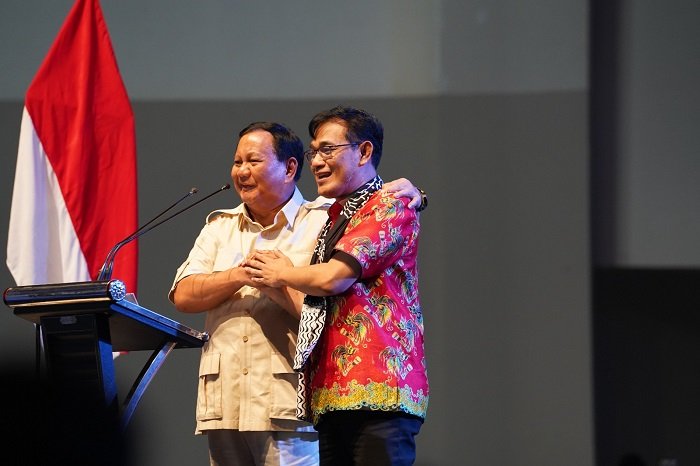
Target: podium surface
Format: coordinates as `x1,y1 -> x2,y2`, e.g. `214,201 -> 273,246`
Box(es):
5,280 -> 207,350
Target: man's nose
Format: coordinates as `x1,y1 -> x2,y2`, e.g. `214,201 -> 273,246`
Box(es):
310,155 -> 325,168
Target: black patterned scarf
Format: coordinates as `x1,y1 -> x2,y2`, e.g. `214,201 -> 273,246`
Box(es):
293,175 -> 383,420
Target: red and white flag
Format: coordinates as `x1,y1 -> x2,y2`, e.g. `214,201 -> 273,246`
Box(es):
6,0 -> 138,292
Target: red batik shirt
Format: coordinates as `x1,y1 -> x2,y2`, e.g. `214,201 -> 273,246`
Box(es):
308,190 -> 429,424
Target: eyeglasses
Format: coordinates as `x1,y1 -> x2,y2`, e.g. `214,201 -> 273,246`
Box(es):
303,143 -> 359,162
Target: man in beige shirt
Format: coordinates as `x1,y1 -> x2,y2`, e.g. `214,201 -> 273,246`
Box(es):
170,121 -> 421,466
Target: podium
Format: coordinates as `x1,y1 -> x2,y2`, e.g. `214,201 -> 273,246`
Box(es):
3,279 -> 208,430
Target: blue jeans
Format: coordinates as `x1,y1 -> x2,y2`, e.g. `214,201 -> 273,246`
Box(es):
316,411 -> 423,466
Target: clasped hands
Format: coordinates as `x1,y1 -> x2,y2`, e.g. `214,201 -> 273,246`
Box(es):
242,249 -> 291,288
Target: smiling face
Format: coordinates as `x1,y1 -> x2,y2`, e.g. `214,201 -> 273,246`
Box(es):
309,120 -> 376,199
231,129 -> 297,225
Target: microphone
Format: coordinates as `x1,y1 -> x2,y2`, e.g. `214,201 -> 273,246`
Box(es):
132,187 -> 198,237
97,186 -> 199,281
97,184 -> 231,282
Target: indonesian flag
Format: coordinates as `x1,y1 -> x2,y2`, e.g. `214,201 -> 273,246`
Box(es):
6,0 -> 138,293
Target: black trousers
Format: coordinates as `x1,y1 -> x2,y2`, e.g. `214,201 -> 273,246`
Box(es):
316,411 -> 423,466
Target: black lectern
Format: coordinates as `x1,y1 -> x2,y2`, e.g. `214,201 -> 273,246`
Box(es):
3,279 -> 208,430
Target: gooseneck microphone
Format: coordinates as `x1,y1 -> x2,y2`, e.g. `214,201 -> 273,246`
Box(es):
97,184 -> 231,281
133,187 -> 199,237
97,186 -> 199,281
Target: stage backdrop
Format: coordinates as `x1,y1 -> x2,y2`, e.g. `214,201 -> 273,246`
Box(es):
13,1 -> 687,464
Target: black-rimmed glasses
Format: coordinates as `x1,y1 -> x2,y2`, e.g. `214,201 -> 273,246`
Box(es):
303,143 -> 360,162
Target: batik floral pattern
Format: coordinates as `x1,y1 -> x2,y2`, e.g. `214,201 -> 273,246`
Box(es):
308,191 -> 429,424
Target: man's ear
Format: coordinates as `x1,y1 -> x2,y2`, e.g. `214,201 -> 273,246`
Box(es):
358,141 -> 373,166
286,157 -> 298,180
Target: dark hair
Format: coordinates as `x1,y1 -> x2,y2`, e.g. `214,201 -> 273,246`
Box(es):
308,105 -> 384,168
239,121 -> 304,181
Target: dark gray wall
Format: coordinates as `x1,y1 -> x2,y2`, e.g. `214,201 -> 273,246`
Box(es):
593,269 -> 700,466
590,1 -> 700,465
1,1 -> 593,465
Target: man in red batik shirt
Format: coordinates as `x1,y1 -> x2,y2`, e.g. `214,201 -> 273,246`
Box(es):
245,105 -> 429,466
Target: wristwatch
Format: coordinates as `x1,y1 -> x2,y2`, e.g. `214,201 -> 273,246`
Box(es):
417,189 -> 428,212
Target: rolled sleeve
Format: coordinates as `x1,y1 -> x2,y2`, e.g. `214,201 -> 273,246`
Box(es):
169,217 -> 226,302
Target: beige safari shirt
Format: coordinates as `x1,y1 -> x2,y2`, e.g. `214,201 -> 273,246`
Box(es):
169,188 -> 330,434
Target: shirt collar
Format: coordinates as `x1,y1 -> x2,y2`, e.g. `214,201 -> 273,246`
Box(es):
328,202 -> 343,222
276,187 -> 305,229
206,187 -> 305,229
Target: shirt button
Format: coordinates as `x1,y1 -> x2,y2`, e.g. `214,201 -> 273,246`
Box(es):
242,368 -> 248,375
243,336 -> 249,342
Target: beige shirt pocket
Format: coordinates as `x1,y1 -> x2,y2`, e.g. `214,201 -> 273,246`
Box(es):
196,352 -> 223,421
269,353 -> 299,420
213,248 -> 244,272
